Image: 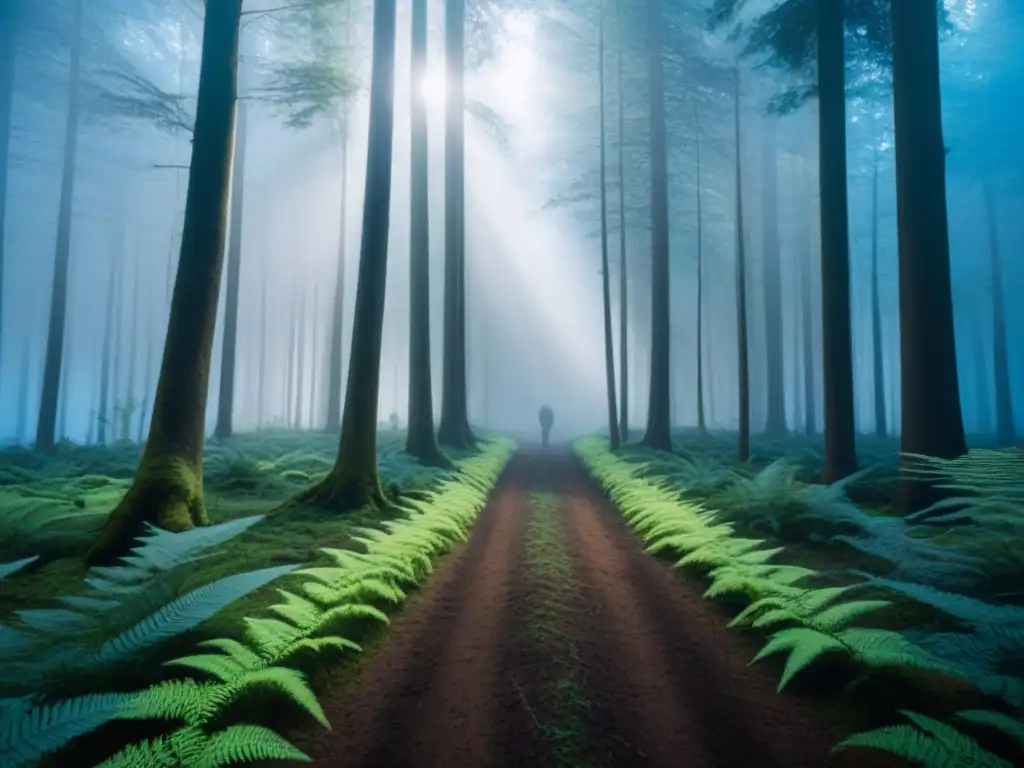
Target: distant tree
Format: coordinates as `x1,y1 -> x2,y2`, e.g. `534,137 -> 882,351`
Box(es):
641,0 -> 672,452
869,142 -> 887,438
616,0 -> 629,441
760,115 -> 786,434
405,0 -> 450,466
87,0 -> 243,563
35,0 -> 84,453
0,1 -> 16,389
733,68 -> 750,462
598,0 -> 621,450
981,181 -> 1014,447
294,0 -> 397,511
438,0 -> 476,449
694,103 -> 707,439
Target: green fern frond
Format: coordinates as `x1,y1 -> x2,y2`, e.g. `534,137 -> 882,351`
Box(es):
224,667 -> 328,728
0,692 -> 135,768
0,557 -> 38,581
833,710 -> 1013,767
96,565 -> 299,663
955,709 -> 1024,745
199,723 -> 310,766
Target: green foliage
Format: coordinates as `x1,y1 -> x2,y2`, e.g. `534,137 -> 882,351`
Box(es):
0,438 -> 514,767
834,709 -> 1024,767
574,435 -> 1024,766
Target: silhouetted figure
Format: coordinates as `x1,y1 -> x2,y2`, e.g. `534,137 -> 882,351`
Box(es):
539,404 -> 554,447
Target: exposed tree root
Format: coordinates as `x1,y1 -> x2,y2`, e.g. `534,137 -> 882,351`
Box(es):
86,455 -> 208,565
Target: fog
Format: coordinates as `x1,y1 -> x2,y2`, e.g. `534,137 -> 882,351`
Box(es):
1,0 -> 1021,447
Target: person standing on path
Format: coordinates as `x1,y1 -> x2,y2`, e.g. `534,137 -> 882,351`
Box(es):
538,404 -> 554,447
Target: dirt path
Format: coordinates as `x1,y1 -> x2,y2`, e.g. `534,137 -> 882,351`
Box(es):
275,447 -> 891,768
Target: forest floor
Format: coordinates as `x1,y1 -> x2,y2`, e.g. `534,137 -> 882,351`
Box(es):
268,446 -> 899,768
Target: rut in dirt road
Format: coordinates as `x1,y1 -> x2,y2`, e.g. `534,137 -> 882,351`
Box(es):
274,447 -> 888,768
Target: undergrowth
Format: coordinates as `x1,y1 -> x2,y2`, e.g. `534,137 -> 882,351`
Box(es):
0,430 -> 454,562
0,438 -> 514,767
575,436 -> 1024,768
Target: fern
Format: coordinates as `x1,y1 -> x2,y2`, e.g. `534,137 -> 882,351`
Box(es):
0,692 -> 135,768
0,556 -> 39,581
833,709 -> 1018,767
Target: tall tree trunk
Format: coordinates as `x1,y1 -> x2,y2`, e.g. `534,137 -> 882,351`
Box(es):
0,7 -> 15,386
971,311 -> 991,435
214,94 -> 248,439
286,288 -> 297,426
437,0 -> 475,448
309,285 -> 319,427
125,243 -> 141,438
641,0 -> 671,451
108,245 -> 125,442
58,283 -> 71,441
294,286 -> 307,429
97,252 -> 117,444
801,199 -> 816,436
298,0 -> 397,510
891,0 -> 966,510
818,0 -> 857,481
16,338 -> 29,443
325,129 -> 349,432
616,5 -> 629,442
792,295 -> 803,432
870,143 -> 887,438
733,68 -> 750,462
982,181 -> 1015,446
761,115 -> 786,434
35,0 -> 84,453
257,266 -> 267,428
87,0 -> 242,564
138,305 -> 153,443
324,0 -> 353,434
406,0 -> 449,466
599,0 -> 621,450
695,104 -> 707,439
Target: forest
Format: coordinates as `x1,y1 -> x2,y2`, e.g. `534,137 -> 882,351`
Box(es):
0,0 -> 1022,766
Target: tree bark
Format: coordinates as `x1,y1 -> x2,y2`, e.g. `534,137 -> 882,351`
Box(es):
214,93 -> 248,439
891,0 -> 966,510
982,181 -> 1015,446
296,0 -> 397,512
87,0 -> 242,564
35,0 -> 84,453
761,115 -> 786,434
695,104 -> 707,439
406,0 -> 450,466
437,0 -> 475,449
817,0 -> 858,481
870,143 -> 887,438
598,0 -> 621,450
641,0 -> 671,452
733,68 -> 750,462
